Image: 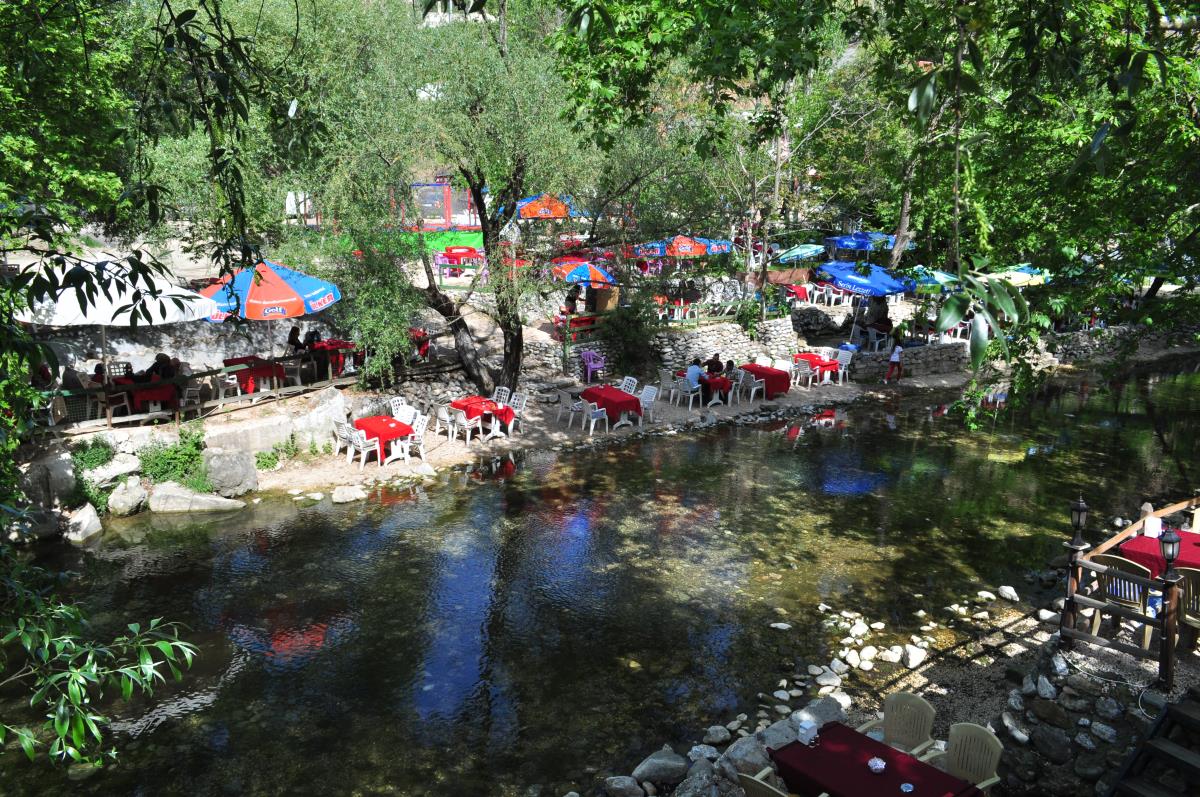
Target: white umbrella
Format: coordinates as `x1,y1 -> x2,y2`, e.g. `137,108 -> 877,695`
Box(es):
16,262 -> 219,379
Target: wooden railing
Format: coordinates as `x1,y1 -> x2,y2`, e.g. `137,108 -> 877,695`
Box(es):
1060,496 -> 1200,689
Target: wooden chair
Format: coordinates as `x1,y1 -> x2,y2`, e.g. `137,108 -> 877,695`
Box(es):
920,723 -> 1002,794
737,768 -> 815,797
1176,566 -> 1200,650
856,692 -> 936,755
1089,554 -> 1153,649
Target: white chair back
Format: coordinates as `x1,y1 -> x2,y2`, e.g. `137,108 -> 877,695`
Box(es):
639,384 -> 658,405
772,357 -> 792,372
618,376 -> 638,394
394,404 -> 418,425
389,396 -> 408,417
836,349 -> 854,367
409,413 -> 429,438
509,392 -> 529,413
491,386 -> 511,405
755,354 -> 772,366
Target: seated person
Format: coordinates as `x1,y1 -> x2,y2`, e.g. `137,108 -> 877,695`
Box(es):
92,363 -> 106,382
724,359 -> 736,376
143,352 -> 176,381
30,362 -> 55,390
704,353 -> 724,374
170,357 -> 192,376
563,285 -> 582,315
287,326 -> 305,352
685,358 -> 710,403
303,329 -> 323,347
1140,502 -> 1162,538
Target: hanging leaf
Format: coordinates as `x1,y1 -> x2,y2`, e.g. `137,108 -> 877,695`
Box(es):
936,293 -> 970,332
968,314 -> 989,368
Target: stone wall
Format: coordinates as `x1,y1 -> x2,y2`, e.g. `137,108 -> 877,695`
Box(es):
758,317 -> 800,359
651,322 -> 768,370
846,340 -> 969,381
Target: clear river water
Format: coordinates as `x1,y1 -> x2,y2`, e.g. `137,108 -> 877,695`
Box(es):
5,366 -> 1200,796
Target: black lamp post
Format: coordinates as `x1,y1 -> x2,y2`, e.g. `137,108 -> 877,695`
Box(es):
1160,527 -> 1182,580
1069,496 -> 1089,548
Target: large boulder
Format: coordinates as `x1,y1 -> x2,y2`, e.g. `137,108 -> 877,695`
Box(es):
331,485 -> 368,504
791,697 -> 848,730
603,776 -> 644,797
6,508 -> 62,543
631,745 -> 689,785
201,449 -> 258,498
64,504 -> 103,544
148,482 -> 246,513
293,387 -> 348,448
108,477 -> 147,517
19,447 -> 75,508
715,735 -> 771,783
82,453 -> 140,487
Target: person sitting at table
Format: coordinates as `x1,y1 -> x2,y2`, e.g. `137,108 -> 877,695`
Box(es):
686,357 -> 711,404
563,284 -> 582,315
170,357 -> 192,376
303,328 -> 323,347
704,352 -> 724,374
143,352 -> 176,381
92,363 -> 106,382
1140,502 -> 1163,538
724,359 -> 736,376
287,325 -> 306,353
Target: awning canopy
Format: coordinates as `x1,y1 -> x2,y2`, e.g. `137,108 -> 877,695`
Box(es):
513,193 -> 587,220
778,243 -> 825,263
816,261 -> 914,296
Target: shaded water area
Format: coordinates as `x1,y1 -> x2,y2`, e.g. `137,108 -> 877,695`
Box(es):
6,368 -> 1200,795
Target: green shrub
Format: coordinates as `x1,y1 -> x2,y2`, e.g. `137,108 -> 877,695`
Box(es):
255,451 -> 279,470
596,293 -> 666,376
70,438 -> 115,472
138,421 -> 208,489
734,300 -> 760,337
65,476 -> 111,513
308,439 -> 319,457
274,434 -> 299,460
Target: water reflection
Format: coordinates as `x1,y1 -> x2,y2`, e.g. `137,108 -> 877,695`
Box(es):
7,369 -> 1200,796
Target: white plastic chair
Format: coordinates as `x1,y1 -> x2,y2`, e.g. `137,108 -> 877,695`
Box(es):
491,386 -> 511,405
394,413 -> 429,463
755,354 -> 772,366
920,723 -> 1002,794
866,327 -> 888,353
451,407 -> 483,444
637,385 -> 657,425
741,370 -> 765,403
584,401 -> 609,435
618,376 -> 638,394
555,390 -> 582,427
835,349 -> 853,384
792,361 -> 813,388
508,392 -> 528,434
216,373 -> 242,401
433,405 -> 457,439
658,368 -> 680,404
856,692 -> 936,755
332,420 -> 353,458
389,396 -> 409,417
347,428 -> 380,470
675,379 -> 702,410
772,357 -> 793,373
393,404 -> 418,426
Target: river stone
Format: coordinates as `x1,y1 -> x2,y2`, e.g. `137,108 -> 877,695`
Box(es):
603,776 -> 643,797
903,644 -> 927,668
1060,688 -> 1092,713
771,690 -> 790,702
702,726 -> 731,746
859,645 -> 878,661
877,646 -> 903,663
1031,725 -> 1073,764
715,735 -> 771,782
631,745 -> 688,785
65,504 -> 103,544
202,448 -> 258,497
19,446 -> 75,508
687,744 -> 719,761
331,485 -> 368,503
1001,712 -> 1029,744
849,621 -> 869,637
148,482 -> 246,513
1091,722 -> 1118,743
1031,698 -> 1073,729
83,452 -> 141,487
108,476 -> 147,516
1074,732 -> 1096,751
815,671 -> 841,687
829,658 -> 849,675
791,697 -> 848,729
1050,653 -> 1069,677
1074,753 -> 1107,781
978,590 -> 997,601
1095,697 -> 1123,720
6,508 -> 61,543
1008,690 -> 1025,712
670,769 -> 717,797
998,585 -> 1020,602
759,717 -> 799,750
1037,675 -> 1057,700
806,665 -> 823,675
845,649 -> 861,668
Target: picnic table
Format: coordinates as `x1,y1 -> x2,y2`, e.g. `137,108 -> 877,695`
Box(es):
224,356 -> 285,394
311,339 -> 359,376
794,352 -> 839,382
770,722 -> 983,797
354,415 -> 413,464
740,363 -> 791,398
676,370 -> 734,405
1119,531 -> 1200,578
580,385 -> 641,429
450,395 -> 515,440
112,376 -> 178,413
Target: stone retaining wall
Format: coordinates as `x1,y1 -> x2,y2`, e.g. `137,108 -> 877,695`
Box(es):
651,323 -> 767,369
843,340 -> 969,381
758,317 -> 800,359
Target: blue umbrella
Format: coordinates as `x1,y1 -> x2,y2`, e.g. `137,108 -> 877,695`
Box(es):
913,266 -> 959,295
778,243 -> 825,263
555,262 -> 615,286
202,260 -> 342,321
817,261 -> 914,296
826,231 -> 916,255
694,237 -> 733,255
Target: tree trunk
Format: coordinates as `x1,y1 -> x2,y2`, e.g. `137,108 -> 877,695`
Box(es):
1143,276 -> 1165,301
417,248 -> 492,393
468,167 -> 524,390
888,161 -> 918,269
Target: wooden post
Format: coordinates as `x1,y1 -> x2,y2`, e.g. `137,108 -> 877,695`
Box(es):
1061,539 -> 1089,650
1160,572 -> 1181,690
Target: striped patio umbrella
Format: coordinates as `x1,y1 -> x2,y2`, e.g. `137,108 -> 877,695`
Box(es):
201,260 -> 341,322
551,262 -> 615,286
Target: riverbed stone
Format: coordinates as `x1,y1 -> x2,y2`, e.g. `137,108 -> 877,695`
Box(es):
715,735 -> 771,782
1090,722 -> 1118,743
1095,697 -> 1123,720
903,644 -> 927,668
83,452 -> 141,487
6,508 -> 61,543
814,670 -> 841,687
791,697 -> 848,730
202,448 -> 258,497
688,744 -> 720,762
759,717 -> 799,750
702,726 -> 731,746
148,482 -> 246,513
1074,732 -> 1096,751
1001,712 -> 1029,744
108,476 -> 147,516
1031,725 -> 1072,764
998,585 -> 1020,602
1037,675 -> 1057,699
19,446 -> 75,508
1059,688 -> 1092,713
631,745 -> 688,785
877,646 -> 903,663
331,485 -> 368,503
1031,698 -> 1073,729
603,776 -> 643,797
64,504 -> 103,544
829,658 -> 849,675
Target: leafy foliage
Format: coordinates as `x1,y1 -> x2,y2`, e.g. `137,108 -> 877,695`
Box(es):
595,294 -> 666,376
137,422 -> 209,492
69,439 -> 115,473
254,451 -> 279,470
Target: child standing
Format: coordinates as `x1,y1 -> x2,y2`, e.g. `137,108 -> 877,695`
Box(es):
884,340 -> 903,384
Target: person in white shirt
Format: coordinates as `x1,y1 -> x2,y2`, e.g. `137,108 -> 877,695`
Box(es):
884,342 -> 903,384
1140,502 -> 1162,538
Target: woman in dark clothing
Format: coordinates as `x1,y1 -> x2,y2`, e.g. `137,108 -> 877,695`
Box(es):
287,326 -> 304,352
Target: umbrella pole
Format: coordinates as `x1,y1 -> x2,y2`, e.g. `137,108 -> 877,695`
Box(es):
102,326 -> 110,385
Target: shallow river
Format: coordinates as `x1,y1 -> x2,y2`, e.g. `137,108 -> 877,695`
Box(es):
7,368 -> 1200,795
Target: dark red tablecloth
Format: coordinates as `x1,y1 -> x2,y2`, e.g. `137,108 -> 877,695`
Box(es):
740,363 -> 791,398
354,415 -> 414,461
785,284 -> 810,302
311,339 -> 359,376
674,370 -> 734,397
224,356 -> 286,394
770,723 -> 982,797
451,396 -> 516,427
113,377 -> 178,413
1119,531 -> 1200,578
408,328 -> 429,358
794,352 -> 840,378
581,385 -> 642,423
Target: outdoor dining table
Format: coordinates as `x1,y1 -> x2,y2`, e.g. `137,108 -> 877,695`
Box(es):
740,363 -> 791,398
354,415 -> 413,465
580,385 -> 642,429
769,722 -> 983,797
112,376 -> 178,413
1119,531 -> 1200,578
311,339 -> 359,376
794,352 -> 839,383
676,370 -> 733,406
409,328 -> 429,359
224,356 -> 286,394
450,395 -> 516,440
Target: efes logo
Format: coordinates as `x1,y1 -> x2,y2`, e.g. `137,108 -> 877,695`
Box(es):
262,305 -> 288,317
310,292 -> 335,310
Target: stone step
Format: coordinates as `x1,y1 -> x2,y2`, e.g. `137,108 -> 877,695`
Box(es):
1167,701 -> 1200,733
1145,738 -> 1200,780
1114,775 -> 1184,797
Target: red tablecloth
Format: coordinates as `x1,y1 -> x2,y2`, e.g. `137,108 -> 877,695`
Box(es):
1119,531 -> 1200,578
677,370 -> 734,398
354,415 -> 413,461
770,723 -> 983,797
113,377 -> 178,413
450,396 -> 516,428
794,352 -> 840,378
580,385 -> 642,423
785,284 -> 810,302
740,363 -> 791,398
408,328 -> 429,358
311,339 -> 359,376
224,356 -> 286,394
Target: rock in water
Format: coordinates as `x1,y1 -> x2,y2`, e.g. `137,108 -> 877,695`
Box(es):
998,585 -> 1020,602
715,736 -> 771,782
108,476 -> 147,517
331,485 -> 368,503
83,452 -> 140,487
903,644 -> 927,669
603,776 -> 644,797
65,504 -> 103,544
702,726 -> 731,745
631,746 -> 689,785
202,448 -> 258,497
148,482 -> 246,513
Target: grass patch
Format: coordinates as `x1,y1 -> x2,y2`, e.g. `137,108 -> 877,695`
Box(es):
138,422 -> 210,492
255,451 -> 279,470
70,438 -> 115,472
